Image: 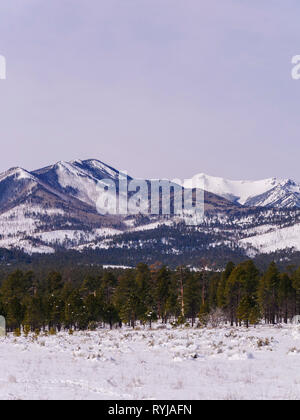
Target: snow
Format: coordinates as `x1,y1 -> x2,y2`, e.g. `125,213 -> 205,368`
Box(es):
80,159 -> 120,180
1,324 -> 300,400
130,221 -> 174,232
55,161 -> 125,213
95,228 -> 123,237
56,162 -> 101,208
0,205 -> 65,235
74,240 -> 112,251
0,167 -> 34,183
0,209 -> 37,236
182,173 -> 300,206
34,228 -> 122,247
240,223 -> 300,255
102,265 -> 133,269
0,205 -> 69,254
0,238 -> 54,255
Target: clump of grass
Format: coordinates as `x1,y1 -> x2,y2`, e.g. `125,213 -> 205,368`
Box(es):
49,327 -> 57,336
13,328 -> 21,337
257,338 -> 270,348
225,330 -> 237,339
289,347 -> 300,354
23,325 -> 31,338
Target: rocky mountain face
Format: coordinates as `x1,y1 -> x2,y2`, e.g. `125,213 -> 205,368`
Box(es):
0,159 -> 300,267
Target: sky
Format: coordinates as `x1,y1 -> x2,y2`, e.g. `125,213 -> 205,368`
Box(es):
0,0 -> 300,181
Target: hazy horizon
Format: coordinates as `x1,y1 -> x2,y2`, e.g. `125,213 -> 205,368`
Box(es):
0,1 -> 300,182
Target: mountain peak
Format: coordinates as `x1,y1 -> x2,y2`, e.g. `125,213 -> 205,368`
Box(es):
72,159 -> 124,180
182,173 -> 300,208
0,167 -> 34,182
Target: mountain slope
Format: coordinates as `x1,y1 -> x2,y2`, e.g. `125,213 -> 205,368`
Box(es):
183,173 -> 300,208
33,159 -> 134,214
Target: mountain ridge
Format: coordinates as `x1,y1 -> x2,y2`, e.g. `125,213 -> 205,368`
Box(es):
182,173 -> 300,208
0,158 -> 299,266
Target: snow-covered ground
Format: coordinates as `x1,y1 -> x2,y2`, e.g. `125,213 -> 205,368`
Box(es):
1,324 -> 300,400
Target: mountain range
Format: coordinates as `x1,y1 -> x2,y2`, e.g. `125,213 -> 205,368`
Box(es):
0,158 -> 300,268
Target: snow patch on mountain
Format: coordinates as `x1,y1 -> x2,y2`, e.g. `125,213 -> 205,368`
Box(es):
0,237 -> 55,254
0,205 -> 65,236
72,159 -> 121,180
130,220 -> 174,232
33,227 -> 123,247
239,223 -> 300,255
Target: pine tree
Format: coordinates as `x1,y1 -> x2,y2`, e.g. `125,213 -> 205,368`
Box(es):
23,296 -> 44,331
80,275 -> 100,297
175,266 -> 190,317
292,267 -> 300,315
65,290 -> 88,330
184,273 -> 201,326
135,263 -> 155,323
165,276 -> 181,321
100,272 -> 117,306
225,261 -> 259,326
6,297 -> 24,331
102,304 -> 119,329
46,272 -> 63,294
278,273 -> 294,323
154,266 -> 172,322
0,270 -> 33,330
217,262 -> 235,309
114,273 -> 139,327
237,296 -> 259,328
258,262 -> 280,324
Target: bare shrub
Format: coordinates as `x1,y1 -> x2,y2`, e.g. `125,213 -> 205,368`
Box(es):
208,309 -> 226,328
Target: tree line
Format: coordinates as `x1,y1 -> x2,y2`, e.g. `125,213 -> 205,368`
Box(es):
1,260 -> 300,333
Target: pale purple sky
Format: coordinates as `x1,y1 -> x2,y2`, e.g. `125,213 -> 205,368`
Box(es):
0,0 -> 300,181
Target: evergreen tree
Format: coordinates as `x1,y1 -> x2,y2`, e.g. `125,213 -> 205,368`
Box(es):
46,272 -> 63,294
114,273 -> 139,327
184,273 -> 201,326
292,267 -> 300,315
23,296 -> 44,331
225,261 -> 259,326
154,266 -> 172,322
165,275 -> 181,321
80,275 -> 100,297
135,263 -> 155,322
278,273 -> 294,323
217,262 -> 235,309
258,262 -> 280,324
65,290 -> 88,330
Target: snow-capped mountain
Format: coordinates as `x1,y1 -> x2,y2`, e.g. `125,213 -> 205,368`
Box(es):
0,159 -> 299,265
183,173 -> 300,208
33,159 -> 126,208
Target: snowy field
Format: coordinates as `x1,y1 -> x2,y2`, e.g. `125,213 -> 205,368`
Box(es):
1,324 -> 300,400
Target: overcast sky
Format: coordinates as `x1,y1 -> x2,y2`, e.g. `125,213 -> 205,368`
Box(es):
0,0 -> 299,181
